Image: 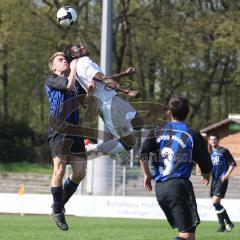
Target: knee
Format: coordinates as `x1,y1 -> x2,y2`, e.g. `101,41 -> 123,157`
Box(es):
120,135 -> 135,150
178,230 -> 195,240
213,203 -> 223,211
53,165 -> 65,180
72,169 -> 86,183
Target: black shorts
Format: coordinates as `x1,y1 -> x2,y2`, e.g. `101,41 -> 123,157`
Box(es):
48,128 -> 86,158
210,178 -> 228,199
155,178 -> 200,233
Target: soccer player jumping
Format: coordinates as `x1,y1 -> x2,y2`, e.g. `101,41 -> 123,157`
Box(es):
45,52 -> 95,231
64,44 -> 137,155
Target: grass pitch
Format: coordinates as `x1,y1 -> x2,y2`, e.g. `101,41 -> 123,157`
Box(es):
0,214 -> 239,240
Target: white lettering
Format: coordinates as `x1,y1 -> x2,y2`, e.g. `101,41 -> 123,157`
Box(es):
157,135 -> 170,142
157,135 -> 186,148
172,135 -> 186,148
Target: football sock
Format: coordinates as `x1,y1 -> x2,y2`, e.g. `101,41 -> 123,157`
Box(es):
51,186 -> 63,214
213,203 -> 225,226
106,140 -> 126,154
213,202 -> 224,211
62,177 -> 79,206
93,140 -> 126,154
173,237 -> 186,240
216,213 -> 225,226
222,209 -> 232,225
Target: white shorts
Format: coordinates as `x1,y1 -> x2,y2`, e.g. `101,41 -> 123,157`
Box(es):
98,96 -> 136,138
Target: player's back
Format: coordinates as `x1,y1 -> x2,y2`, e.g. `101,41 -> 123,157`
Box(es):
152,122 -> 196,181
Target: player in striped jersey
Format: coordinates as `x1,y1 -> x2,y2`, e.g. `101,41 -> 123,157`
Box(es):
45,52 -> 95,231
208,134 -> 237,232
139,96 -> 212,240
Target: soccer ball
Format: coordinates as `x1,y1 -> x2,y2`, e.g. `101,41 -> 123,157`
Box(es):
57,6 -> 77,27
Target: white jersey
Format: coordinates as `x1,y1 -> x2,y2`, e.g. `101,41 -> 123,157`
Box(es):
76,56 -> 117,101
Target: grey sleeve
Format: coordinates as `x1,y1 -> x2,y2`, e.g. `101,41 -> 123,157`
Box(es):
45,74 -> 68,90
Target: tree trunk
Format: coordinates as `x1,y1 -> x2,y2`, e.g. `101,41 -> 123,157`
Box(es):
1,63 -> 8,120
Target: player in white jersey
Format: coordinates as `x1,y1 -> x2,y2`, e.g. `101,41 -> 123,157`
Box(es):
64,44 -> 137,154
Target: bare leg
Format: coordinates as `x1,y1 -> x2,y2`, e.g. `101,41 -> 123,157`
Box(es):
51,156 -> 67,187
179,232 -> 195,240
120,134 -> 135,150
69,156 -> 87,183
61,156 -> 87,207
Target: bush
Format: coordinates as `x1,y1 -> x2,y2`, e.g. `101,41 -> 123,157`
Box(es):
0,119 -> 36,163
33,132 -> 52,164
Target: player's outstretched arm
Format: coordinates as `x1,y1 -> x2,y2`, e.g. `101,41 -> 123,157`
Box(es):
103,67 -> 135,81
93,71 -> 140,98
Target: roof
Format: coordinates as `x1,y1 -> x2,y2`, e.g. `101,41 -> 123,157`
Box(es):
201,114 -> 240,133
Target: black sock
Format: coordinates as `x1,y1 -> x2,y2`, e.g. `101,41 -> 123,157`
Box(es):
62,178 -> 79,207
217,212 -> 225,226
51,186 -> 63,214
222,209 -> 232,224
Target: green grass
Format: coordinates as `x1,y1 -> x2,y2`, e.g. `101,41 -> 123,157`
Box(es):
0,162 -> 52,174
0,214 -> 239,240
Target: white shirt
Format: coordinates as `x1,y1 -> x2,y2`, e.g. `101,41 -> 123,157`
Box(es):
76,56 -> 117,101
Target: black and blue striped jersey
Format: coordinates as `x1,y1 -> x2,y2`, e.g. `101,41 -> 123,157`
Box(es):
45,74 -> 86,124
210,147 -> 237,179
140,122 -> 212,182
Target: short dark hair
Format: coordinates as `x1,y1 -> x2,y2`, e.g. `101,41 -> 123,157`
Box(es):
64,45 -> 76,63
168,96 -> 189,121
208,133 -> 219,139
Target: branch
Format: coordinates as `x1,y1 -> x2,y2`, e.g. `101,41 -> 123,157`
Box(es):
189,60 -> 219,120
214,56 -> 231,96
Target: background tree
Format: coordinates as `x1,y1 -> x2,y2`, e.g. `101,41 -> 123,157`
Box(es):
0,0 -> 240,163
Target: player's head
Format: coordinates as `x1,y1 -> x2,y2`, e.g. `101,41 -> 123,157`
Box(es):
208,133 -> 219,148
64,44 -> 89,63
168,96 -> 190,121
48,52 -> 68,74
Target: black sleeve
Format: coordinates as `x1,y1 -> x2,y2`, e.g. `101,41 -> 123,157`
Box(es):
193,132 -> 212,174
223,149 -> 237,166
76,80 -> 87,95
138,129 -> 158,160
45,74 -> 68,90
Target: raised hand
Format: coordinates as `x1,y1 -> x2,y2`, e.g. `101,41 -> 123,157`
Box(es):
124,67 -> 135,75
69,59 -> 78,71
87,79 -> 96,94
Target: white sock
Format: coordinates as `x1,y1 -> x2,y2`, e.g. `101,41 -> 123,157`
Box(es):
98,140 -> 126,154
86,143 -> 98,152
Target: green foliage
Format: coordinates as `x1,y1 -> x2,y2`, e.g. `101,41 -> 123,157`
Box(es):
0,119 -> 36,163
1,0 -> 240,163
